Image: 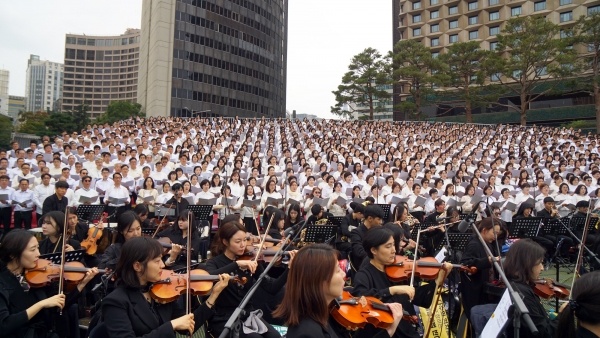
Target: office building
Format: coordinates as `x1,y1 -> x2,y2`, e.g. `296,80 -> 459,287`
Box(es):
392,0 -> 600,122
138,0 -> 288,118
62,29 -> 140,118
351,85 -> 394,120
25,55 -> 63,113
0,69 -> 8,117
8,96 -> 25,120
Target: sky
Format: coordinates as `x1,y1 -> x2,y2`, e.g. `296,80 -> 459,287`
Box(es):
0,0 -> 392,119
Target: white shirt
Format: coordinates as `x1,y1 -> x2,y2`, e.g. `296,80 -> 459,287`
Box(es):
105,185 -> 130,206
73,188 -> 100,207
0,186 -> 15,208
33,184 -> 54,212
11,189 -> 34,211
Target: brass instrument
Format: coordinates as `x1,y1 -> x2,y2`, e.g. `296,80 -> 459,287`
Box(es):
406,214 -> 420,227
299,217 -> 329,247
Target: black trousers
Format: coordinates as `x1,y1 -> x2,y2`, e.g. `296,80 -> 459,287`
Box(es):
0,207 -> 12,235
244,217 -> 258,236
14,210 -> 32,230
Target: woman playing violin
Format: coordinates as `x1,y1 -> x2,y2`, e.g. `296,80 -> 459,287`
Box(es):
100,236 -> 230,338
459,217 -> 502,319
156,210 -> 197,270
557,271 -> 600,338
274,244 -> 403,338
352,227 -> 452,338
267,210 -> 286,240
98,211 -> 142,271
205,222 -> 297,338
0,229 -> 98,338
503,239 -> 556,338
39,211 -> 81,255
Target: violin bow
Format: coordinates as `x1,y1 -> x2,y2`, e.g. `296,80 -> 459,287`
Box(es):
185,211 -> 192,335
424,267 -> 450,338
153,201 -> 174,238
571,198 -> 595,292
253,213 -> 274,261
410,229 -> 424,288
58,206 -> 69,315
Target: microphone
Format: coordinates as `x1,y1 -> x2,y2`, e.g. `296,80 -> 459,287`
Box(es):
458,200 -> 482,233
284,220 -> 306,237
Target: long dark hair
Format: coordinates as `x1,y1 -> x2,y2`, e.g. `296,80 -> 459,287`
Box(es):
115,211 -> 142,244
0,229 -> 35,268
362,227 -> 394,259
115,237 -> 163,288
503,239 -> 545,286
273,244 -> 338,327
40,211 -> 67,236
557,271 -> 600,337
210,221 -> 246,256
172,209 -> 198,237
284,203 -> 302,230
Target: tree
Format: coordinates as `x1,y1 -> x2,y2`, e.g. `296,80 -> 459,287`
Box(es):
46,112 -> 77,135
574,12 -> 600,134
483,16 -> 580,125
96,101 -> 144,124
391,40 -> 446,120
438,41 -> 493,123
17,111 -> 49,137
0,116 -> 14,149
70,103 -> 91,131
331,48 -> 391,120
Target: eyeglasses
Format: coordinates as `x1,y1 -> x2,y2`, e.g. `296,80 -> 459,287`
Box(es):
83,180 -> 91,182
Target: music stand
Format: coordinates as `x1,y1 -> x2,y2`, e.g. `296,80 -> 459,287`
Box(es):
375,204 -> 391,221
173,263 -> 200,274
435,233 -> 473,252
40,249 -> 85,264
410,223 -> 435,241
572,216 -> 596,234
542,218 -> 569,236
142,228 -> 161,237
328,216 -> 344,227
188,205 -> 213,222
76,204 -> 106,223
303,225 -> 337,244
508,217 -> 543,239
459,214 -> 468,220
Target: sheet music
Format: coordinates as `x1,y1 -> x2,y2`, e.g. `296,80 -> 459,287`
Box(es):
481,290 -> 512,338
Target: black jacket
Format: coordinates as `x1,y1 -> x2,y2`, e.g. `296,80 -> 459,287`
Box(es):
39,237 -> 81,255
101,286 -> 215,338
156,225 -> 203,266
164,197 -> 189,220
98,243 -> 122,271
505,282 -> 556,338
286,316 -> 392,338
349,224 -> 368,270
42,194 -> 68,215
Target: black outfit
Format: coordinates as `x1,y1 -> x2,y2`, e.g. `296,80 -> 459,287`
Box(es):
336,214 -> 357,254
286,316 -> 390,338
504,281 -> 556,338
42,194 -> 69,215
0,267 -> 82,338
101,285 -> 215,338
349,223 -> 368,271
351,261 -> 436,338
69,221 -> 90,243
572,214 -> 597,245
13,210 -> 32,230
156,225 -> 202,269
39,237 -> 81,255
536,209 -> 574,257
459,235 -> 500,319
577,327 -> 600,338
422,211 -> 445,256
268,227 -> 284,240
205,253 -> 288,338
98,243 -> 122,271
164,197 -> 189,221
0,205 -> 12,236
513,215 -> 555,261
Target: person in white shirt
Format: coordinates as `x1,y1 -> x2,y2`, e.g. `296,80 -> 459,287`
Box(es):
497,188 -> 515,224
95,168 -> 113,203
216,185 -> 239,222
227,171 -> 244,198
11,163 -> 36,190
119,165 -> 136,195
11,179 -> 34,229
555,183 -> 575,217
196,179 -> 216,202
321,176 -> 335,199
59,167 -> 77,190
104,172 -> 131,221
327,182 -> 347,217
370,185 -> 387,204
424,189 -> 439,215
0,175 -> 14,235
234,184 -> 262,236
73,175 -> 100,207
285,180 -> 304,209
48,158 -> 65,176
136,177 -> 159,218
33,173 -> 55,218
261,179 -> 283,210
360,175 -> 375,199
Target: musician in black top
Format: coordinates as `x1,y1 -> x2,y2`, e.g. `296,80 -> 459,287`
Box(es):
156,210 -> 200,270
349,205 -> 385,271
164,183 -> 189,221
38,211 -> 81,255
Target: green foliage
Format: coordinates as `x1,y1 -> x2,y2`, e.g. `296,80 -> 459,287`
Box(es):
0,116 -> 14,149
96,101 -> 144,124
574,12 -> 600,133
482,16 -> 580,125
560,120 -> 596,129
45,113 -> 77,135
391,40 -> 446,120
70,103 -> 91,131
438,41 -> 493,122
331,48 -> 391,120
433,104 -> 595,124
17,111 -> 49,137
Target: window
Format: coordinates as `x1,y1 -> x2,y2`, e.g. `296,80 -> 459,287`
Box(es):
468,1 -> 478,10
490,11 -> 500,20
96,39 -> 105,46
490,41 -> 498,50
414,28 -> 422,36
413,1 -> 421,10
66,37 -> 76,44
513,70 -> 522,78
431,38 -> 440,46
413,14 -> 422,22
450,34 -> 459,43
511,6 -> 522,16
469,16 -> 478,24
432,52 -> 440,58
560,30 -> 568,38
560,0 -> 572,5
431,24 -> 440,32
87,39 -> 95,46
469,30 -> 479,39
491,73 -> 501,81
431,10 -> 439,18
105,39 -> 113,47
449,6 -> 458,14
489,0 -> 499,5
589,6 -> 600,15
490,26 -> 500,35
431,0 -> 439,5
537,66 -> 548,75
534,1 -> 546,11
589,43 -> 596,52
560,11 -> 573,22
449,20 -> 459,28
77,38 -> 86,45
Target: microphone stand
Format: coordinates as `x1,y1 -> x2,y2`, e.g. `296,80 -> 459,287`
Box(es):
462,209 -> 538,338
218,220 -> 308,338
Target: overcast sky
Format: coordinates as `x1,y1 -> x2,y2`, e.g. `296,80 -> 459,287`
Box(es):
0,0 -> 391,119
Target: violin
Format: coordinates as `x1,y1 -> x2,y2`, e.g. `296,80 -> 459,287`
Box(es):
150,269 -> 247,304
533,278 -> 570,299
80,213 -> 108,255
157,237 -> 192,255
385,255 -> 477,282
25,259 -> 108,292
330,291 -> 419,330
